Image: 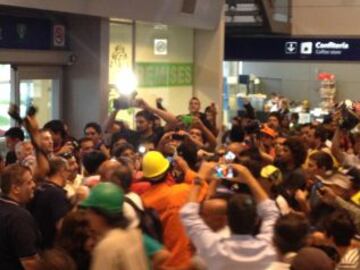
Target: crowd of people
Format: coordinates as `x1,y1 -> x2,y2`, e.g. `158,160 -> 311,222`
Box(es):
0,95 -> 360,270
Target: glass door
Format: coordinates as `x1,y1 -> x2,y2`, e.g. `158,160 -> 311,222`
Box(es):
14,66 -> 62,127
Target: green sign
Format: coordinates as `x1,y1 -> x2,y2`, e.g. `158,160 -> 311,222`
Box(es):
136,62 -> 193,88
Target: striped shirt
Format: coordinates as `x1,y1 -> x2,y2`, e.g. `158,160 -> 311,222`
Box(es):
337,248 -> 360,270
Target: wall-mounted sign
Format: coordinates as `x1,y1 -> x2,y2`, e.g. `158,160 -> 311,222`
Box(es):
225,37 -> 360,61
0,15 -> 67,50
53,24 -> 66,48
136,62 -> 193,87
154,39 -> 168,55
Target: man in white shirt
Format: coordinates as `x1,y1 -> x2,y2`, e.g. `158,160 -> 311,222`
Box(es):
180,163 -> 279,270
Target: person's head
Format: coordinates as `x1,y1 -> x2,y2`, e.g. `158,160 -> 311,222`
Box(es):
267,112 -> 282,130
227,193 -> 258,235
291,247 -> 334,270
259,127 -> 276,147
40,129 -> 54,154
273,213 -> 310,257
4,127 -> 24,151
152,115 -> 162,129
307,151 -> 334,178
84,122 -> 102,145
80,182 -> 128,237
79,137 -> 95,160
110,165 -> 133,194
59,153 -> 79,182
189,127 -> 205,145
205,106 -> 215,122
98,159 -> 122,182
142,151 -> 170,182
43,120 -> 67,149
48,157 -> 70,187
200,198 -> 228,232
82,151 -> 107,176
278,137 -> 307,169
35,249 -> 76,270
57,211 -> 95,255
15,141 -> 34,162
324,210 -> 356,247
112,143 -> 135,161
300,123 -> 312,144
189,97 -> 201,114
135,110 -> 154,134
0,164 -> 35,204
176,141 -> 199,171
290,113 -> 299,124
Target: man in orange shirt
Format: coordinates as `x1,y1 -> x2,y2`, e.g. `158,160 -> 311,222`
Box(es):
140,151 -> 206,267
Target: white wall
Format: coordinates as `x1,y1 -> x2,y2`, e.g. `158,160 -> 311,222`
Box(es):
0,0 -> 224,30
135,23 -> 194,116
242,61 -> 360,107
194,13 -> 225,121
292,0 -> 360,35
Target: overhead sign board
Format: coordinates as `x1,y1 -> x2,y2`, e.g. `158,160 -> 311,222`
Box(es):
225,37 -> 360,61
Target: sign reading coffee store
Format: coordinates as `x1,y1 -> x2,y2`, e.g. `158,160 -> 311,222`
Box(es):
225,37 -> 360,61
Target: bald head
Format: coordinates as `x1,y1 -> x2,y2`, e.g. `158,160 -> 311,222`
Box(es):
200,199 -> 228,232
98,159 -> 122,182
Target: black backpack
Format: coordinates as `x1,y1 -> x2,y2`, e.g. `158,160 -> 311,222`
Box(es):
124,197 -> 164,243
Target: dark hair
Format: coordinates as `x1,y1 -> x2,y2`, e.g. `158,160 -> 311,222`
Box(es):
283,137 -> 307,168
230,125 -> 245,142
324,210 -> 356,247
111,130 -> 134,148
43,120 -> 67,140
56,211 -> 91,270
309,151 -> 334,171
240,159 -> 261,179
314,125 -> 328,143
4,127 -> 25,141
177,141 -> 198,171
268,112 -> 282,123
290,113 -> 299,122
112,143 -> 135,159
48,157 -> 68,177
227,193 -> 257,235
239,147 -> 262,162
84,122 -> 102,135
82,151 -> 107,175
89,207 -> 129,229
273,213 -> 310,254
135,110 -> 154,122
110,166 -> 133,193
0,164 -> 30,195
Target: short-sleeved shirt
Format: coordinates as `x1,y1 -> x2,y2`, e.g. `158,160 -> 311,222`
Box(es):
28,181 -> 70,249
0,197 -> 39,270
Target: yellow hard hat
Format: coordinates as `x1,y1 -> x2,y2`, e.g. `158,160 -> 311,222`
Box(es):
142,151 -> 170,179
261,165 -> 282,185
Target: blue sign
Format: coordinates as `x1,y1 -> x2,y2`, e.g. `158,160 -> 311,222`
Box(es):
0,15 -> 62,50
225,37 -> 360,61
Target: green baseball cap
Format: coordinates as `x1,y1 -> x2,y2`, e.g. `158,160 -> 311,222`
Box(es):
80,182 -> 124,214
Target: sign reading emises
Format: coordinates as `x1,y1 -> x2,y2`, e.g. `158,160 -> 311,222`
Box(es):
225,37 -> 360,61
136,63 -> 193,87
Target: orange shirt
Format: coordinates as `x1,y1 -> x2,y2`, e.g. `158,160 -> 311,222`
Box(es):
141,172 -> 207,267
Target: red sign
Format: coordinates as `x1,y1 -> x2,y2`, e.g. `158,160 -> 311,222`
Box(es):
53,24 -> 65,47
